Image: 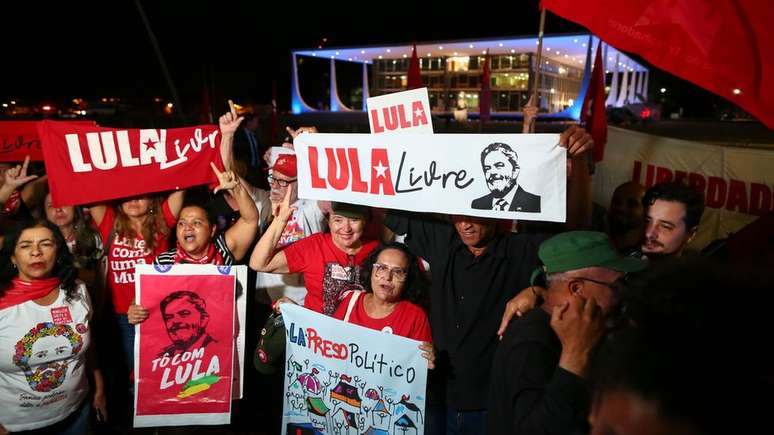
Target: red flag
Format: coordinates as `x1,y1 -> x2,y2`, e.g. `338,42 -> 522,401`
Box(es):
543,0 -> 774,129
407,43 -> 422,89
581,44 -> 607,162
37,121 -> 223,206
1,120 -> 94,162
479,51 -> 491,122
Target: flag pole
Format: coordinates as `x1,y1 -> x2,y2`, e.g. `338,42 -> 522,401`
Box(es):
529,8 -> 547,133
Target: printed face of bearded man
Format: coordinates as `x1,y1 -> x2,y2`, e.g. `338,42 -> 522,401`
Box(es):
161,292 -> 209,350
14,323 -> 82,392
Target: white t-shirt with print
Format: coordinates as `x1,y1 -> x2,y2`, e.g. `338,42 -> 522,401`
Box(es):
0,282 -> 91,432
256,198 -> 327,305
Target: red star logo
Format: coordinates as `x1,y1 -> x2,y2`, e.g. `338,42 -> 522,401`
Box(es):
143,138 -> 157,151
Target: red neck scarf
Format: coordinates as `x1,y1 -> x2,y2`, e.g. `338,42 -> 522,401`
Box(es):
174,242 -> 217,264
0,277 -> 61,310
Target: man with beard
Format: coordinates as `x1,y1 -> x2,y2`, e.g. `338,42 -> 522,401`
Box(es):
639,181 -> 705,261
14,323 -> 84,393
158,291 -> 214,357
471,142 -> 541,213
607,182 -> 646,255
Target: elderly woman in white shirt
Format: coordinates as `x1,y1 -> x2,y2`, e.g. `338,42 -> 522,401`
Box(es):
0,220 -> 105,434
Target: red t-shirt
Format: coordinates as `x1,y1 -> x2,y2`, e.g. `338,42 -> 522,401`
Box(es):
97,201 -> 176,313
283,232 -> 378,316
333,291 -> 433,342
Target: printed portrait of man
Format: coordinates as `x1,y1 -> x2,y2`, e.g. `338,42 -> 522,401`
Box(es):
471,142 -> 541,213
13,322 -> 84,393
158,290 -> 216,357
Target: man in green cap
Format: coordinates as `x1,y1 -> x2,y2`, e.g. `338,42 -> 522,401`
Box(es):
487,231 -> 646,435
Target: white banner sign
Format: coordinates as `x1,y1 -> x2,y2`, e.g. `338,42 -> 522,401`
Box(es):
593,127 -> 774,249
367,88 -> 433,134
294,133 -> 566,222
281,304 -> 428,435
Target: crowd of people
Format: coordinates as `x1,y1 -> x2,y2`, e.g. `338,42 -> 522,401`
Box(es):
0,101 -> 770,435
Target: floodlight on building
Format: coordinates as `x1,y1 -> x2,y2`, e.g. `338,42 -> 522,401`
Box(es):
660,88 -> 667,93
386,49 -> 391,53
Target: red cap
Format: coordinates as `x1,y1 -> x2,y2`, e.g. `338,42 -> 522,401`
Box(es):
271,154 -> 297,178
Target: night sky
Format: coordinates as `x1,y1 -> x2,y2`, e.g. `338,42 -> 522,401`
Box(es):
3,1 -> 729,118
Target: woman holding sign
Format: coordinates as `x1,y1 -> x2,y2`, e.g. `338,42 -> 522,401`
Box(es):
334,242 -> 435,368
89,190 -> 184,371
126,165 -> 259,324
0,220 -> 106,433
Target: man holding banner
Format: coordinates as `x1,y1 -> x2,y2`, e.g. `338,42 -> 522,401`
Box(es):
379,126 -> 594,433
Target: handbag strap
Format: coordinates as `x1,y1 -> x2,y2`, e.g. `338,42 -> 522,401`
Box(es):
343,291 -> 363,323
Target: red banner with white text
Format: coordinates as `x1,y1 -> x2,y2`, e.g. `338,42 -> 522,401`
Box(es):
1,120 -> 95,162
37,121 -> 222,206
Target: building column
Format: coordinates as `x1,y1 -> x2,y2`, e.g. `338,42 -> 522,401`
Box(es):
639,71 -> 649,102
615,67 -> 629,107
628,69 -> 638,103
605,53 -> 619,107
330,59 -> 352,112
361,62 -> 370,111
290,53 -> 316,113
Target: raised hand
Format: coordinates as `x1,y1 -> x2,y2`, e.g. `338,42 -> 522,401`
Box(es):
210,162 -> 239,194
2,155 -> 38,190
272,182 -> 297,221
522,95 -> 539,133
219,99 -> 244,136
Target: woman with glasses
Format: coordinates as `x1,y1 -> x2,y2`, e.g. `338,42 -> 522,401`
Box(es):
333,242 -> 435,368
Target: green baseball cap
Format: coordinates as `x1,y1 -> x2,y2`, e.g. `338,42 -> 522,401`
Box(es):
331,202 -> 370,221
254,312 -> 286,375
531,231 -> 646,284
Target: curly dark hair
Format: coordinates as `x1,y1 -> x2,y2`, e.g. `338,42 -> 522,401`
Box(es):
0,220 -> 78,300
642,181 -> 705,229
361,242 -> 422,304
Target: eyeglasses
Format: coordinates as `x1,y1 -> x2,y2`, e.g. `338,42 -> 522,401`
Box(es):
372,263 -> 408,282
267,176 -> 297,187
